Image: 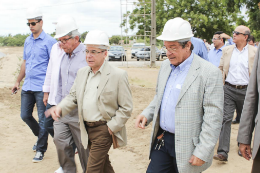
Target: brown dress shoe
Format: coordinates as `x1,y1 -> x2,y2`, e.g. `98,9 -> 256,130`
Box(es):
213,154 -> 228,161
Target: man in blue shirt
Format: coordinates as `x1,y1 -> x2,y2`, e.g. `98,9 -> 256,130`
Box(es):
208,31 -> 234,67
191,37 -> 209,61
11,8 -> 56,162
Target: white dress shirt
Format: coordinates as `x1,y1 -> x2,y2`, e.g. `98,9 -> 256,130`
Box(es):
42,43 -> 65,105
226,44 -> 249,85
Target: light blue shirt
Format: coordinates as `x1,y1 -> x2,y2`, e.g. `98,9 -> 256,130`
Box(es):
22,30 -> 56,91
208,38 -> 234,67
191,37 -> 208,61
56,43 -> 88,103
160,53 -> 194,133
208,45 -> 225,67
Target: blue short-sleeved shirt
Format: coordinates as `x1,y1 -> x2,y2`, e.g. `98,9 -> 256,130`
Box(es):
22,30 -> 56,91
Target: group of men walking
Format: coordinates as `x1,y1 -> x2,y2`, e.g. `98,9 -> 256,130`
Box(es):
11,6 -> 260,173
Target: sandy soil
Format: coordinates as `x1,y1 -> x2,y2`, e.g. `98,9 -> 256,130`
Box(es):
0,47 -> 253,173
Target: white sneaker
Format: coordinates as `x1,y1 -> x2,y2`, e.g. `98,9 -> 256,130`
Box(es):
54,167 -> 64,173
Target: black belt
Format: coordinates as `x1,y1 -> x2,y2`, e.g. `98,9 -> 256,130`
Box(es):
225,82 -> 247,89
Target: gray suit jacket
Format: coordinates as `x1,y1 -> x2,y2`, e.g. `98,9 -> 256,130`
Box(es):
237,45 -> 260,159
58,62 -> 133,149
142,54 -> 223,173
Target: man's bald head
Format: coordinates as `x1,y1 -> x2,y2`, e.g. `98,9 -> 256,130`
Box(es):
233,25 -> 251,44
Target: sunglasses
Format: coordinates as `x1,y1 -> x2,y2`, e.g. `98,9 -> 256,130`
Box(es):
233,31 -> 247,36
27,21 -> 40,26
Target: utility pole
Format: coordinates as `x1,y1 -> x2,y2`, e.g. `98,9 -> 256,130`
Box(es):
150,0 -> 156,67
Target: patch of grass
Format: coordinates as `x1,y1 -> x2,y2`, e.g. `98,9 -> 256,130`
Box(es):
129,77 -> 154,88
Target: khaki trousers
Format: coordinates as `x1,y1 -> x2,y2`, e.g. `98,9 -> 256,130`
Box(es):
86,124 -> 114,173
252,148 -> 260,173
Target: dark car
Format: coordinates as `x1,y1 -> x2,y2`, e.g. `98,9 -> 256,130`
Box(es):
108,46 -> 127,61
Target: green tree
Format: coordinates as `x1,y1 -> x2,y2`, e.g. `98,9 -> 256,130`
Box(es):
80,31 -> 88,43
121,0 -> 238,41
110,35 -> 121,45
226,0 -> 260,40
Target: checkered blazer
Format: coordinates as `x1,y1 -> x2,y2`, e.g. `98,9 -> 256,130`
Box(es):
142,54 -> 224,173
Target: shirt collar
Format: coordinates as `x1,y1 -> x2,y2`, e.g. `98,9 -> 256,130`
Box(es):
66,43 -> 85,57
235,44 -> 248,52
214,45 -> 225,51
90,60 -> 106,74
170,53 -> 194,71
30,30 -> 46,40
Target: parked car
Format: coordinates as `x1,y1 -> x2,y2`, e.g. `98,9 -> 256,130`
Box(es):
135,46 -> 161,61
160,46 -> 167,59
131,43 -> 146,58
108,46 -> 127,61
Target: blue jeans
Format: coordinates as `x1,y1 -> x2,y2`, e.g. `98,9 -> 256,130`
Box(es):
21,90 -> 48,153
147,128 -> 179,173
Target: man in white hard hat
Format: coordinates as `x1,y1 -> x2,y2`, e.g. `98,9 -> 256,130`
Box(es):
47,30 -> 133,172
11,7 -> 56,162
44,15 -> 88,173
135,17 -> 223,173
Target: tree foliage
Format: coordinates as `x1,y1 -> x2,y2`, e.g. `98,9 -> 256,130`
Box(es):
0,34 -> 30,46
230,0 -> 260,40
121,0 -> 239,41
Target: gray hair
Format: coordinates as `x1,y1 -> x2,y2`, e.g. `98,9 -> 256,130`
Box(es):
86,44 -> 109,50
245,30 -> 251,42
66,29 -> 81,42
178,40 -> 194,51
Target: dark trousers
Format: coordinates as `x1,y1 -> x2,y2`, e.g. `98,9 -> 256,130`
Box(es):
20,90 -> 48,153
217,85 -> 247,158
44,103 -> 54,137
252,148 -> 260,173
147,128 -> 179,173
86,124 -> 114,173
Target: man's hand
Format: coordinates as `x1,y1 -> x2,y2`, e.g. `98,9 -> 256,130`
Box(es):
239,143 -> 252,160
108,127 -> 113,135
189,155 -> 205,166
45,106 -> 61,121
135,114 -> 147,129
43,92 -> 49,106
220,33 -> 231,39
11,82 -> 20,94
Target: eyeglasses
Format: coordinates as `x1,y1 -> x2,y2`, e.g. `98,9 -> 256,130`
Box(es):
58,37 -> 72,44
165,47 -> 179,53
85,49 -> 106,55
233,31 -> 247,36
27,21 -> 40,26
212,37 -> 221,42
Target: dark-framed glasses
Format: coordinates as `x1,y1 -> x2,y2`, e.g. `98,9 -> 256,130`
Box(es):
85,49 -> 106,55
58,37 -> 73,44
233,31 -> 247,36
27,21 -> 40,26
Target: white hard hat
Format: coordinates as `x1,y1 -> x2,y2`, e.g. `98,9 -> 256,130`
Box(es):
54,15 -> 78,39
84,30 -> 110,47
157,17 -> 194,41
26,7 -> 42,20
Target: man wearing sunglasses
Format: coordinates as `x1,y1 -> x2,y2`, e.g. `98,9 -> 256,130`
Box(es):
43,15 -> 88,173
11,7 -> 56,162
214,25 -> 257,162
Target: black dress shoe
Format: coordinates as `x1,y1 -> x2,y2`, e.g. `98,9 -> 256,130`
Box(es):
238,150 -> 242,157
232,120 -> 240,124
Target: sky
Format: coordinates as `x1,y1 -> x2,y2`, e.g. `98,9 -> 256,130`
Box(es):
0,0 -> 138,37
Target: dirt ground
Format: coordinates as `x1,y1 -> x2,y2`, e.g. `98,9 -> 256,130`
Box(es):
0,47 -> 253,173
